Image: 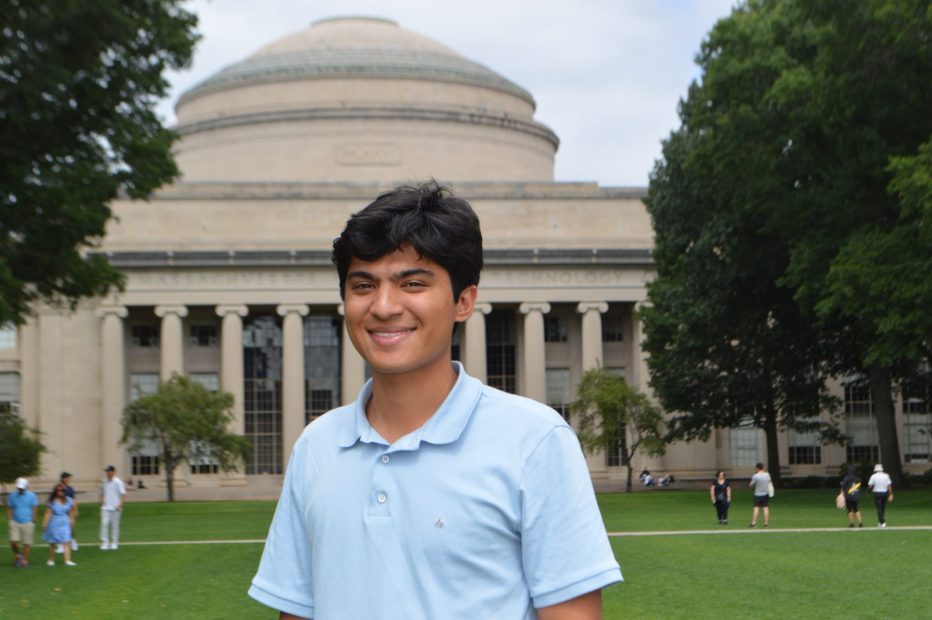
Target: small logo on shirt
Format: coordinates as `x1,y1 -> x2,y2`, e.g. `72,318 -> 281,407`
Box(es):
435,517 -> 444,528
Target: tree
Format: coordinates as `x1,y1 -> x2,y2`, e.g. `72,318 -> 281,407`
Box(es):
571,368 -> 666,492
121,374 -> 251,501
0,414 -> 46,487
0,0 -> 199,326
645,0 -> 931,484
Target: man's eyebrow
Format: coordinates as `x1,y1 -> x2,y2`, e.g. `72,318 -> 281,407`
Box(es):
346,267 -> 435,280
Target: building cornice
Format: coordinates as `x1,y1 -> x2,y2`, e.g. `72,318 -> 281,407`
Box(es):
93,248 -> 653,269
127,181 -> 647,202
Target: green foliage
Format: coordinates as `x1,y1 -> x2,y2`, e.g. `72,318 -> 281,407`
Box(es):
644,0 -> 931,484
572,368 -> 665,491
0,1 -> 200,325
0,414 -> 46,485
121,374 -> 251,501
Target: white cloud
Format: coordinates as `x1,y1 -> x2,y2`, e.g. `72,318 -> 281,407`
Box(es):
160,0 -> 736,186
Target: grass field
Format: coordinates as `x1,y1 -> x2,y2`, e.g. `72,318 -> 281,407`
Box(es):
2,489 -> 930,619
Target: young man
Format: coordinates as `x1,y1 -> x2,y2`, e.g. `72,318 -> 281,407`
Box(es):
249,183 -> 622,619
749,462 -> 771,528
99,465 -> 126,550
7,478 -> 39,567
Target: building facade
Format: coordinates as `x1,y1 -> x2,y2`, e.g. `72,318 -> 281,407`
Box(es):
1,18 -> 928,493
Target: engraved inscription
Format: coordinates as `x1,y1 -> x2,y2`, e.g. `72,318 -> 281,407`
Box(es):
336,143 -> 401,166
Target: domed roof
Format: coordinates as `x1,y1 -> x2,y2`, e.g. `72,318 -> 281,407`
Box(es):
178,17 -> 534,108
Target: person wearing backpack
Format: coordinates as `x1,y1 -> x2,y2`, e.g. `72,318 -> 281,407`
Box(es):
841,466 -> 863,528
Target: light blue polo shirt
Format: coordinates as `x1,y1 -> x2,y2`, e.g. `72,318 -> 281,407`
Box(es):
8,490 -> 39,523
249,362 -> 621,619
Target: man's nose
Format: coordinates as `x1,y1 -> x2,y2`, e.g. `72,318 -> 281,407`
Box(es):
370,285 -> 403,317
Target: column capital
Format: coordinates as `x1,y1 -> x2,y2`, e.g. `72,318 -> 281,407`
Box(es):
95,305 -> 128,319
337,303 -> 346,316
154,305 -> 188,319
634,300 -> 652,314
518,302 -> 551,315
215,304 -> 249,318
473,302 -> 493,315
276,303 -> 310,317
576,302 -> 609,315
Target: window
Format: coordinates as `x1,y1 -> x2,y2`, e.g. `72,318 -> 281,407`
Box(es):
544,316 -> 568,343
730,419 -> 765,467
190,373 -> 219,392
129,373 -> 161,476
486,310 -> 516,394
546,368 -> 572,421
244,316 -> 283,474
788,418 -> 822,465
132,456 -> 160,476
0,324 -> 17,349
131,324 -> 159,348
0,372 -> 20,415
189,323 -> 218,347
602,315 -> 624,342
606,427 -> 627,467
130,373 -> 160,401
190,440 -> 219,475
903,380 -> 931,464
304,316 -> 341,425
845,382 -> 879,463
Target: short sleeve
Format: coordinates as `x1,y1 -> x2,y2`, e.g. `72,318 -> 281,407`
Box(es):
519,426 -> 622,609
248,443 -> 316,619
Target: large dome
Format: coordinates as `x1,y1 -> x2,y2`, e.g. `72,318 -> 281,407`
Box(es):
173,17 -> 559,183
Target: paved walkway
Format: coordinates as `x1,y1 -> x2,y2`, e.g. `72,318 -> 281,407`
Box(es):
70,525 -> 932,548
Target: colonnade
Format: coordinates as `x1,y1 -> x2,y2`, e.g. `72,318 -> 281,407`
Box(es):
96,300 -> 624,477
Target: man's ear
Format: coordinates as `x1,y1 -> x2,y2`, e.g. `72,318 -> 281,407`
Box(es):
454,285 -> 478,322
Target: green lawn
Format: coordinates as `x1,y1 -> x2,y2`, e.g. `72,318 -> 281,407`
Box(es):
1,489 -> 930,619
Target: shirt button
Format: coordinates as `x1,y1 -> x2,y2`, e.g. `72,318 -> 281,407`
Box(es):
377,493 -> 387,504
380,455 -> 390,464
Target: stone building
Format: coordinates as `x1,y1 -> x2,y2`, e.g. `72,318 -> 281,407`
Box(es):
1,17 -> 928,494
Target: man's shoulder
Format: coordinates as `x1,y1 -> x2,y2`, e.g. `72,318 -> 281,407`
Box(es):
473,383 -> 570,440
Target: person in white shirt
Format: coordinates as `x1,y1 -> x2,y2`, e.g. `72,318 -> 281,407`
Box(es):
867,464 -> 894,527
99,466 -> 126,549
749,462 -> 772,528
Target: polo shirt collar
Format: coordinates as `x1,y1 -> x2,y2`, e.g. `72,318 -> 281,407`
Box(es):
336,361 -> 482,450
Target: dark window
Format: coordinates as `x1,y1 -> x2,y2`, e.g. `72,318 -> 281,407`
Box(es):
304,316 -> 341,425
189,323 -> 219,347
544,316 -> 568,343
788,446 -> 822,465
602,315 -> 624,342
131,324 -> 159,348
486,310 -> 516,394
244,316 -> 283,475
132,455 -> 160,476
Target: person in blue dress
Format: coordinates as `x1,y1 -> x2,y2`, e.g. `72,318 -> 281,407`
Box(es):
42,484 -> 77,566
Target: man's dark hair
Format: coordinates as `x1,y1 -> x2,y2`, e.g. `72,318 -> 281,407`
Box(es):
332,181 -> 483,300
756,462 -> 764,470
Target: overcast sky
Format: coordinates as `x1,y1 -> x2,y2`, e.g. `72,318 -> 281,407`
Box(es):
159,0 -> 737,188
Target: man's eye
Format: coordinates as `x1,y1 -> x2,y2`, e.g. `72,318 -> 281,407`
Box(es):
402,280 -> 425,288
350,282 -> 374,290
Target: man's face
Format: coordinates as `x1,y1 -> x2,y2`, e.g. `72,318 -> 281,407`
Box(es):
343,244 -> 476,379
106,470 -> 114,480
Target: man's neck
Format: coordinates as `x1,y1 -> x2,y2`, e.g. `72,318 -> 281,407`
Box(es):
366,361 -> 458,444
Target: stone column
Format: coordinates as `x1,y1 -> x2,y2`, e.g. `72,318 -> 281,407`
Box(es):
631,301 -> 651,392
18,318 -> 40,433
463,302 -> 492,382
337,303 -> 367,406
519,302 -> 550,403
96,306 -> 128,472
154,305 -> 188,380
216,305 -> 248,485
577,302 -> 609,371
278,304 -> 309,465
577,302 -> 609,474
